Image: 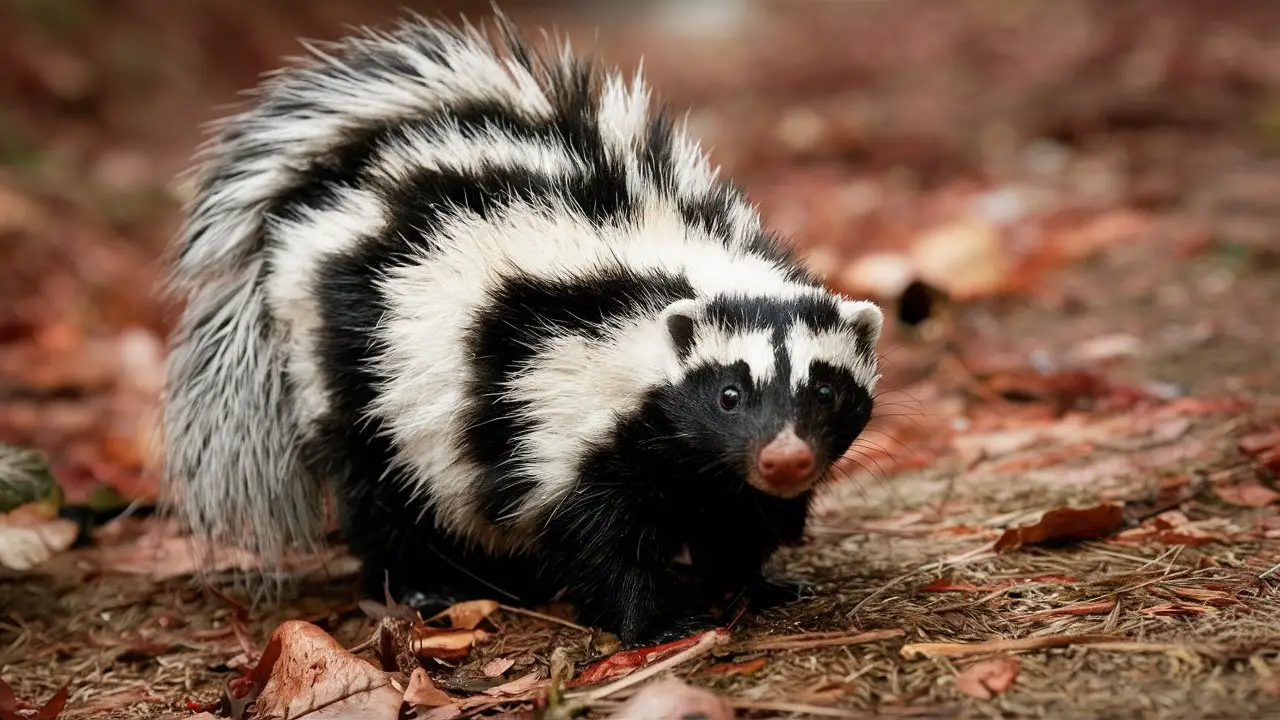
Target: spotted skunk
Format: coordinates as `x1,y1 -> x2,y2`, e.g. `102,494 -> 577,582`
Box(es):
161,12 -> 884,645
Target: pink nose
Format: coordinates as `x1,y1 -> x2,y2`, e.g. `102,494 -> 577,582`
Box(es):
757,429 -> 816,489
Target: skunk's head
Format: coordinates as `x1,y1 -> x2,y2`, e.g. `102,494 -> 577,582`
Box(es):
654,292 -> 883,498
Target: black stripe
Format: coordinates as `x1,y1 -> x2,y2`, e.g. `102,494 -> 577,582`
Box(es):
463,268 -> 695,524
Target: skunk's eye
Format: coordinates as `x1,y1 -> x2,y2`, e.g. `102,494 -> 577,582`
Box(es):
719,386 -> 741,412
815,383 -> 835,405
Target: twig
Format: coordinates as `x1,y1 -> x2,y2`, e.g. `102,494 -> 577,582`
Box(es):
497,604 -> 590,632
565,630 -> 725,704
901,633 -> 1126,659
727,628 -> 905,653
730,699 -> 876,718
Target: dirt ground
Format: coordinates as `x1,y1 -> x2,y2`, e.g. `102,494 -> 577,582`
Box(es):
3,1 -> 1280,718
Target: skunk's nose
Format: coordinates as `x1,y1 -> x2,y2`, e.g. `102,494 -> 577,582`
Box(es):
757,426 -> 816,491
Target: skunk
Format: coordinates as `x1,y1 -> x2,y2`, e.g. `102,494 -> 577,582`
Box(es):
160,12 -> 884,645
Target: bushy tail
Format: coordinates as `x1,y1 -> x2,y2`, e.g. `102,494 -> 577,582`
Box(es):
160,12 -> 555,592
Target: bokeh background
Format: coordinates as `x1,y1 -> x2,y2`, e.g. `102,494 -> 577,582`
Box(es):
5,1 -> 1280,717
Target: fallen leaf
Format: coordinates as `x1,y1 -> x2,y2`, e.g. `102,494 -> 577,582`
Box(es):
795,678 -> 855,705
1239,429 -> 1280,456
698,656 -> 768,677
1111,510 -> 1237,546
911,217 -> 1011,300
606,677 -> 734,720
252,620 -> 402,720
481,671 -> 543,697
412,627 -> 488,661
994,503 -> 1125,551
954,656 -> 1019,699
61,687 -> 153,720
1215,481 -> 1280,508
902,634 -> 1125,659
481,657 -> 516,678
0,444 -> 57,513
568,632 -> 711,687
404,668 -> 455,709
0,505 -> 78,571
920,575 -> 1080,593
430,599 -> 499,630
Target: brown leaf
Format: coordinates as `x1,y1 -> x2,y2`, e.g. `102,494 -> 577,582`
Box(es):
1240,429 -> 1280,456
911,218 -> 1011,300
606,677 -> 734,720
954,656 -> 1019,699
404,668 -> 455,709
1216,481 -> 1280,508
0,507 -> 78,572
994,503 -> 1125,551
1167,587 -> 1241,607
481,657 -> 516,678
252,620 -> 402,720
1137,602 -> 1214,616
35,688 -> 67,720
481,671 -> 543,697
430,599 -> 499,630
698,656 -> 768,677
412,627 -> 487,661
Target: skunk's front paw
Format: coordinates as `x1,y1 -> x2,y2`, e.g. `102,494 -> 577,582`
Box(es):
637,611 -> 721,648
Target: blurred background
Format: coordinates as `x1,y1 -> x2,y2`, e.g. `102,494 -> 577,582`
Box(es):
3,0 -> 1280,505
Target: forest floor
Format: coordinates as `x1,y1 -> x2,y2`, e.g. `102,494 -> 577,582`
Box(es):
3,1 -> 1280,718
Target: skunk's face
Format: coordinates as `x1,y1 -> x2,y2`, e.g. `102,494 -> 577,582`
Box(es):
656,292 -> 883,498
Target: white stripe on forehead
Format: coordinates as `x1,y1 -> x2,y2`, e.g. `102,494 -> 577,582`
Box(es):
683,326 -> 776,384
786,323 -> 879,391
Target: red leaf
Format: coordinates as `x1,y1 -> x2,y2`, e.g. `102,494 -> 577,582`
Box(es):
1240,430 -> 1280,456
568,632 -> 709,687
994,504 -> 1125,551
954,656 -> 1020,699
1215,481 -> 1280,508
698,656 -> 768,677
0,678 -> 16,713
35,687 -> 68,720
403,668 -> 455,709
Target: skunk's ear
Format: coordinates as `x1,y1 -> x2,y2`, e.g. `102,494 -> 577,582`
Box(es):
838,300 -> 884,354
658,298 -> 702,360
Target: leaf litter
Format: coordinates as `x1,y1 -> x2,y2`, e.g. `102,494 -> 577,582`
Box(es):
4,1 -> 1280,719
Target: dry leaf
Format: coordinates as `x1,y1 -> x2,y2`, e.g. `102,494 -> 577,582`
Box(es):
606,677 -> 734,720
1137,603 -> 1214,616
481,657 -> 516,678
0,505 -> 78,571
954,656 -> 1019,699
411,628 -> 487,661
1168,586 -> 1241,606
481,671 -> 543,697
431,599 -> 499,630
252,620 -> 402,720
569,632 -> 710,687
1215,481 -> 1280,508
994,503 -> 1125,551
911,217 -> 1011,299
404,668 -> 454,709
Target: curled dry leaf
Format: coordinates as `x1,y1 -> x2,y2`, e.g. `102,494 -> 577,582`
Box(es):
430,599 -> 499,630
954,656 -> 1020,700
606,677 -> 734,720
994,503 -> 1125,552
252,620 -> 402,720
404,668 -> 455,709
1012,599 -> 1115,623
0,504 -> 78,572
412,627 -> 488,661
481,671 -> 543,697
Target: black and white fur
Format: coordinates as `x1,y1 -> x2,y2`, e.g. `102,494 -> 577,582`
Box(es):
161,13 -> 884,645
